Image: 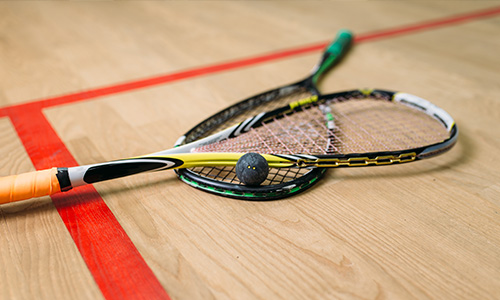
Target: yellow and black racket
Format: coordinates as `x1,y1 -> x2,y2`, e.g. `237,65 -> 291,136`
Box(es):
0,89 -> 457,204
175,29 -> 353,199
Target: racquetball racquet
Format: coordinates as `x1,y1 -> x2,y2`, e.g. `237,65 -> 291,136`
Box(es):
0,89 -> 457,204
174,29 -> 354,199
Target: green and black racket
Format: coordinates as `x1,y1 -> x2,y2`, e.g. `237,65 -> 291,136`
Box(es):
174,29 -> 354,199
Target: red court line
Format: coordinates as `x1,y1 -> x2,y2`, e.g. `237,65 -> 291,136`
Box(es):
0,42 -> 326,118
10,110 -> 171,300
356,6 -> 500,42
2,5 -> 500,300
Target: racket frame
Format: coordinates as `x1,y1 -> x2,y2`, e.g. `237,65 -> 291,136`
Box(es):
175,89 -> 458,169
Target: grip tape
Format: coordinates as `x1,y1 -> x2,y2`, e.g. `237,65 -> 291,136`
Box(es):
0,168 -> 61,204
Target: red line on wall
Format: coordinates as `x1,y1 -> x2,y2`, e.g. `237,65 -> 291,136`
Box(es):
2,6 -> 499,300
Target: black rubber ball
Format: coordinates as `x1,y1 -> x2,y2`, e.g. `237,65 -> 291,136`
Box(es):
235,153 -> 269,186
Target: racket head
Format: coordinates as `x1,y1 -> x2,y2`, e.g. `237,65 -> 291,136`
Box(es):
175,80 -> 327,200
192,89 -> 457,167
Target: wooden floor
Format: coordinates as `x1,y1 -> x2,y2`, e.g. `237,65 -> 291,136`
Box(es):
1,2 -> 499,299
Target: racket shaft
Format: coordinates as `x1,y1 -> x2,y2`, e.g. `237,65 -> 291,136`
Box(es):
67,153 -> 295,187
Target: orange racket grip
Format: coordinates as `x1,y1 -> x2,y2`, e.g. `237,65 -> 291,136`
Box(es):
0,168 -> 61,204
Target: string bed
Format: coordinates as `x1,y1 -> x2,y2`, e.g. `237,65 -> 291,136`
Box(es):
183,86 -> 316,185
193,97 -> 450,156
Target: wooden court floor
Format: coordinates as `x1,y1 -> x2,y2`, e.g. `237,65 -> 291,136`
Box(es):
1,2 -> 499,299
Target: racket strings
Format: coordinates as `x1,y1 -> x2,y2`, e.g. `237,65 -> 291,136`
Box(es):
282,113 -> 328,154
192,106 -> 328,154
187,88 -> 313,142
184,87 -> 316,185
327,99 -> 450,152
307,109 -> 357,154
266,167 -> 309,185
193,97 -> 450,155
309,99 -> 450,154
192,107 -> 326,154
192,166 -> 238,183
189,165 -> 311,185
326,102 -> 393,153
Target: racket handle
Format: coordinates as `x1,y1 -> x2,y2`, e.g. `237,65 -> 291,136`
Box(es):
312,29 -> 353,82
325,29 -> 353,57
0,168 -> 61,204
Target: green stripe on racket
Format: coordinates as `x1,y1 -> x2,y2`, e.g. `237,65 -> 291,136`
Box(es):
174,29 -> 353,200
